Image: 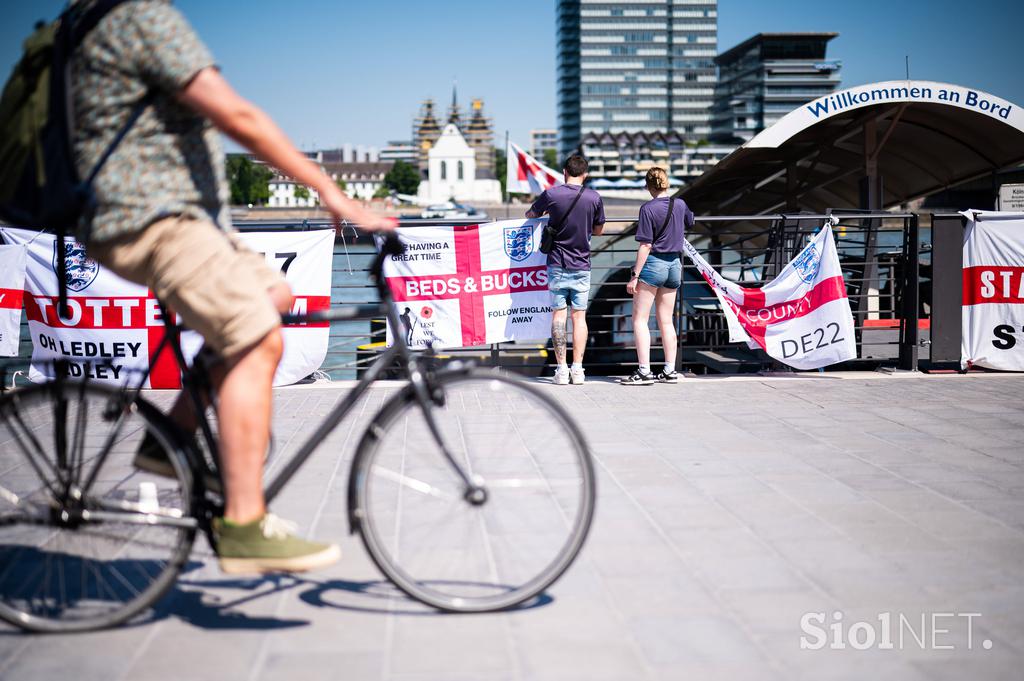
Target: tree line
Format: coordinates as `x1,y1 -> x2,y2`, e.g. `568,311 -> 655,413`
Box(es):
226,155 -> 421,206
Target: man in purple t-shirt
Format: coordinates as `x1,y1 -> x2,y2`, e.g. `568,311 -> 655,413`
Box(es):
526,156 -> 605,385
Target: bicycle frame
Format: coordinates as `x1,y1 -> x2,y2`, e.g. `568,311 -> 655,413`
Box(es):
122,233 -> 482,520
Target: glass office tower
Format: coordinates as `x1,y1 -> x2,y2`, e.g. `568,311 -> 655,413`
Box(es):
557,0 -> 718,159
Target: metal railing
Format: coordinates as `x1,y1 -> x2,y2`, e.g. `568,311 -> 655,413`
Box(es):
7,212 -> 927,380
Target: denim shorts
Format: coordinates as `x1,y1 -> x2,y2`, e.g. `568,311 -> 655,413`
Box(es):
547,266 -> 591,310
638,252 -> 682,289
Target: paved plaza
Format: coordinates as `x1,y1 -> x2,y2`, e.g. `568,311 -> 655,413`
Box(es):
1,371 -> 1024,680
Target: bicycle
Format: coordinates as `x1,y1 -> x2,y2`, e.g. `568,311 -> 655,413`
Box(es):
0,233 -> 596,633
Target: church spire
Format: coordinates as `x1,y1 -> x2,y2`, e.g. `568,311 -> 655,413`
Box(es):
447,79 -> 462,128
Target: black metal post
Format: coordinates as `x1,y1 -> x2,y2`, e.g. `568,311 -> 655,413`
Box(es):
898,214 -> 920,371
929,214 -> 967,365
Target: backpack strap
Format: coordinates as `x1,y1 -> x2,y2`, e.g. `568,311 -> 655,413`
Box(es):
53,0 -> 150,317
59,0 -> 154,190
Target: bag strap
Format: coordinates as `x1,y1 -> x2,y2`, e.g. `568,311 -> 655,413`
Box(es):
653,196 -> 675,245
550,185 -> 586,235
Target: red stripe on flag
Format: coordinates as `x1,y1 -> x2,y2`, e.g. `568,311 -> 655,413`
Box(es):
739,275 -> 847,328
0,287 -> 23,310
453,225 -> 486,346
24,295 -> 151,329
516,151 -> 530,182
282,295 -> 331,327
963,266 -> 1024,305
739,287 -> 768,345
723,276 -> 847,350
147,325 -> 181,389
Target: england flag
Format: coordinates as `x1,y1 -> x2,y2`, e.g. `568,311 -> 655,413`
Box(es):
684,221 -> 857,370
506,140 -> 561,195
0,244 -> 26,357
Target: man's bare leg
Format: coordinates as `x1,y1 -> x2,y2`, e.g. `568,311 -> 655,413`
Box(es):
570,309 -> 588,365
551,307 -> 568,366
217,328 -> 282,523
217,284 -> 292,523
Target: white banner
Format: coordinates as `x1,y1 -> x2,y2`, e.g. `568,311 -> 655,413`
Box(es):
382,220 -> 552,348
684,222 -> 856,370
960,211 -> 1024,370
0,244 -> 27,357
0,227 -> 333,387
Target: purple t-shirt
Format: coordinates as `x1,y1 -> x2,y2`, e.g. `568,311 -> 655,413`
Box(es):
530,184 -> 605,271
636,196 -> 694,253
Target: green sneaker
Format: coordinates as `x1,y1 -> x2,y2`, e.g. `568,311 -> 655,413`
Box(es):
212,514 -> 341,575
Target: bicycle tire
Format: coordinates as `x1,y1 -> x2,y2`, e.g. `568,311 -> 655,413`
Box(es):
0,380 -> 197,633
351,369 -> 595,612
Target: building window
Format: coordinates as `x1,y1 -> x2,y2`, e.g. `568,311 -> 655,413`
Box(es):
457,161 -> 464,180
441,161 -> 447,180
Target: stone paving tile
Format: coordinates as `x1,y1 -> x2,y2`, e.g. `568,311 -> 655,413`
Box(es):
2,373 -> 1024,679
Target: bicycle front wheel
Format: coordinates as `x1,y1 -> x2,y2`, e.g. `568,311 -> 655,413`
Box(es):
352,370 -> 595,612
0,380 -> 197,632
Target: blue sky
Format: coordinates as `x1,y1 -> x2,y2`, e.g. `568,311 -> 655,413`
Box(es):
2,1 -> 1022,152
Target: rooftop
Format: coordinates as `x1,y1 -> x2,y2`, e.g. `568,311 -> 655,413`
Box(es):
716,32 -> 839,66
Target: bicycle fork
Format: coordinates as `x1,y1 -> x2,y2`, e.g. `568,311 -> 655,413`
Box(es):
407,365 -> 488,507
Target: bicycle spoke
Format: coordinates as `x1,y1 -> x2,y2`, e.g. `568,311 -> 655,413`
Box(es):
0,381 -> 196,631
4,405 -> 62,500
357,371 -> 594,613
105,562 -> 142,600
78,401 -> 131,496
369,465 -> 458,501
70,381 -> 90,488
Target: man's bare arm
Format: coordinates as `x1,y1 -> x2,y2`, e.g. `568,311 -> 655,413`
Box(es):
178,68 -> 391,230
593,223 -> 605,235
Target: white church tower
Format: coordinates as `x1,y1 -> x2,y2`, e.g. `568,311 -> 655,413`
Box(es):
417,123 -> 501,204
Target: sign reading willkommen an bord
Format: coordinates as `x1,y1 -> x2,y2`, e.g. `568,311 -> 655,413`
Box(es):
382,220 -> 551,348
0,227 -> 334,387
961,211 -> 1024,370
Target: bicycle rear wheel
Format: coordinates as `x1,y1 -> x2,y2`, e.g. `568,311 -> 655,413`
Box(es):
0,380 -> 197,632
352,370 -> 595,612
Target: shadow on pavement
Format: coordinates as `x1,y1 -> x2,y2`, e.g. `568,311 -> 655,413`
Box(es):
0,546 -> 555,634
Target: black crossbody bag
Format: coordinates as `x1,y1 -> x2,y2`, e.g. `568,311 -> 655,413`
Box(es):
539,185 -> 586,255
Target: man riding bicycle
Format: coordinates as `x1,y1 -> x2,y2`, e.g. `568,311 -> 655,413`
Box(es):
70,0 -> 393,574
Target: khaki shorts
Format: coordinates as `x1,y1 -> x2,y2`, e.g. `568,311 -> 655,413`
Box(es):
89,215 -> 287,358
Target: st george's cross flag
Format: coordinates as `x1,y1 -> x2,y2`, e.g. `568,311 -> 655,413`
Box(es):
0,227 -> 334,387
506,140 -> 562,195
684,221 -> 856,370
960,210 -> 1024,370
0,244 -> 27,356
382,219 -> 552,348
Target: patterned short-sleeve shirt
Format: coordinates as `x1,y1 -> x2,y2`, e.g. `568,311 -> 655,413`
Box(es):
70,0 -> 231,242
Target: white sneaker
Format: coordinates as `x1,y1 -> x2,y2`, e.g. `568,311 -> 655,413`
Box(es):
553,366 -> 570,385
570,366 -> 586,385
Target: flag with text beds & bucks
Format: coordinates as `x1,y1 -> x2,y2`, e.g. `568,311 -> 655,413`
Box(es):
382,220 -> 552,348
684,221 -> 856,370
